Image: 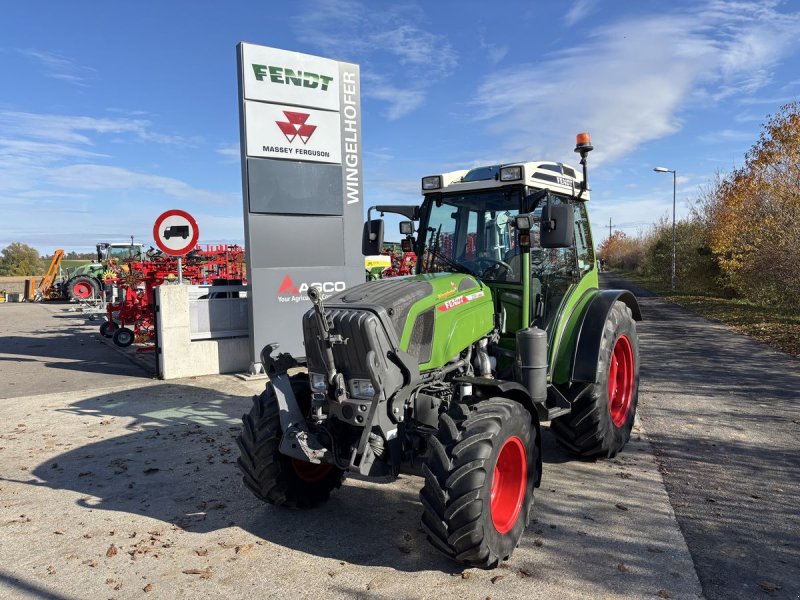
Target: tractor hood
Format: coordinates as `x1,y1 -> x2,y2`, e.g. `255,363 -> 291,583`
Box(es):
304,272 -> 495,371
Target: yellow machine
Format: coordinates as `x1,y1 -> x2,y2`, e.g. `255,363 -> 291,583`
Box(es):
35,249 -> 64,301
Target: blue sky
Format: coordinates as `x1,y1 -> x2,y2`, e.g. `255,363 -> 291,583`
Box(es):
2,0 -> 799,254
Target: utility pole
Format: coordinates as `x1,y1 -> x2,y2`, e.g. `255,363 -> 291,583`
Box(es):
654,167 -> 677,290
608,218 -> 612,241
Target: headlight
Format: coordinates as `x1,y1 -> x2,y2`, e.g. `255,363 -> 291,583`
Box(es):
309,372 -> 327,392
421,175 -> 442,190
349,379 -> 376,399
500,166 -> 523,181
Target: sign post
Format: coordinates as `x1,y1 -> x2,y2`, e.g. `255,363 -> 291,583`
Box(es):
237,43 -> 363,370
153,209 -> 200,279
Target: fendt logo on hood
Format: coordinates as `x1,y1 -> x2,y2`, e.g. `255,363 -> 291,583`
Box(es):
277,275 -> 345,303
275,111 -> 316,145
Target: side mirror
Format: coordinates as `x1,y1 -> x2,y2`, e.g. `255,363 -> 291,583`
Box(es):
540,203 -> 574,248
362,219 -> 384,255
399,221 -> 414,235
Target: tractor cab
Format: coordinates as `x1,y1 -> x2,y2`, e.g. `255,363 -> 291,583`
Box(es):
97,242 -> 145,264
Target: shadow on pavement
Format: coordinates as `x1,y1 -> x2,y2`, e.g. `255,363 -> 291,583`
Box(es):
7,379 -> 691,598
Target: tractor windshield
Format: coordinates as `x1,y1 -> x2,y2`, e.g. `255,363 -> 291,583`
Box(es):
107,245 -> 140,262
420,189 -> 523,282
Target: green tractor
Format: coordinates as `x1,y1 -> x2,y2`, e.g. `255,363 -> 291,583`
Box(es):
64,242 -> 145,300
237,134 -> 641,567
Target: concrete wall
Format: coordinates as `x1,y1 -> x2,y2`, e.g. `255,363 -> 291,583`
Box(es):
0,277 -> 34,297
156,284 -> 250,380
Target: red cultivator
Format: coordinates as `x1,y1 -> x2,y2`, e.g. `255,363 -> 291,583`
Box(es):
100,245 -> 246,349
381,250 -> 417,278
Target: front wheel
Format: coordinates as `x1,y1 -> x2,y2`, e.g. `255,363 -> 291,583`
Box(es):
236,375 -> 344,508
420,399 -> 539,568
551,300 -> 639,458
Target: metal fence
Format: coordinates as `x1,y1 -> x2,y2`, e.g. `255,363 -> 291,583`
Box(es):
188,285 -> 249,340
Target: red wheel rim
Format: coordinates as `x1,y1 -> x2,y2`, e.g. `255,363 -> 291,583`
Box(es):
608,335 -> 634,427
291,459 -> 333,483
490,436 -> 527,534
72,282 -> 93,298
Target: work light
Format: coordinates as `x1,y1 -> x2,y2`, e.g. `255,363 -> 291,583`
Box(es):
421,176 -> 442,190
349,379 -> 376,400
309,372 -> 327,392
500,166 -> 523,181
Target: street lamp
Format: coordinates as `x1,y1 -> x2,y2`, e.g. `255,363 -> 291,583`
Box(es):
654,166 -> 677,290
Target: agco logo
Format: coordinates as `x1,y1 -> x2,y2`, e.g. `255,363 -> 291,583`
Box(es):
276,111 -> 316,144
277,275 -> 345,303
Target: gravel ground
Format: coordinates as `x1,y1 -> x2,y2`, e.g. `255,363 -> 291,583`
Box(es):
0,299 -> 703,599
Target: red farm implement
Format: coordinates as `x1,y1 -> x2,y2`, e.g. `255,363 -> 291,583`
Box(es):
100,245 -> 246,349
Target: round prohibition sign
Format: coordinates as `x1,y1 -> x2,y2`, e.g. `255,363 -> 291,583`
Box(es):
153,209 -> 200,256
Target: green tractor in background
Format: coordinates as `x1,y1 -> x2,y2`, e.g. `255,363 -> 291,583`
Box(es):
64,242 -> 145,300
237,134 -> 641,567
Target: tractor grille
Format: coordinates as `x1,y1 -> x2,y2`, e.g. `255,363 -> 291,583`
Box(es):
407,308 -> 434,364
302,307 -> 397,382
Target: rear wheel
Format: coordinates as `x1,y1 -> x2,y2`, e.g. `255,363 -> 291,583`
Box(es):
99,320 -> 116,338
420,399 -> 539,568
236,375 -> 344,508
68,276 -> 100,300
551,301 -> 639,458
112,327 -> 134,347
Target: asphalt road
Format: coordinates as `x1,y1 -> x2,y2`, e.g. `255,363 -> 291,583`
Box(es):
0,303 -> 153,399
601,272 -> 800,600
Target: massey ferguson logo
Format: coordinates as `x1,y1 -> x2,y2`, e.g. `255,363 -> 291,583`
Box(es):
276,111 -> 316,144
277,275 -> 345,303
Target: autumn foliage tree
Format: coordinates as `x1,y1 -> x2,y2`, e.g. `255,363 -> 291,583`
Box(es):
598,231 -> 646,271
703,101 -> 800,307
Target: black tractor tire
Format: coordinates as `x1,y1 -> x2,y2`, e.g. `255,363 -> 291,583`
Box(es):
236,375 -> 344,509
67,275 -> 100,300
551,300 -> 639,459
112,327 -> 134,347
99,320 -> 116,338
420,398 -> 539,568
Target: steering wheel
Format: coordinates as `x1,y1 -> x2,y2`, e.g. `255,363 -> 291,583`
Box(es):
466,257 -> 514,280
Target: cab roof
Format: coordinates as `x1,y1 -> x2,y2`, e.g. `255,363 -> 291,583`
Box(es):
423,161 -> 588,200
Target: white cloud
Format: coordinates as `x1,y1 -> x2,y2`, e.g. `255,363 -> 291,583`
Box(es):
696,129 -> 755,144
0,110 -> 200,147
295,0 -> 457,119
216,143 -> 241,163
479,30 -> 508,65
47,164 -> 235,205
17,49 -> 95,85
564,0 -> 597,27
471,2 -> 800,166
360,72 -> 426,120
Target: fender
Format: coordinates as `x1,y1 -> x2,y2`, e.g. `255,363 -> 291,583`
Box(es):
452,376 -> 543,487
571,289 -> 641,383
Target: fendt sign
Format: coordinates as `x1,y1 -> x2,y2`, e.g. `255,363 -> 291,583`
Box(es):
238,42 -> 363,369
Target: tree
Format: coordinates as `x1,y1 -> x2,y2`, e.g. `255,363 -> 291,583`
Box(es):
708,101 -> 800,307
0,243 -> 41,276
598,231 -> 646,272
